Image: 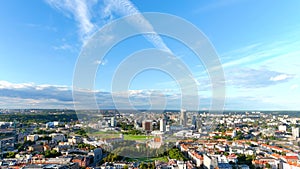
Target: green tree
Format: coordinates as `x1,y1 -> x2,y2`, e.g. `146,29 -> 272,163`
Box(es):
139,162 -> 148,169
5,152 -> 16,158
168,148 -> 186,161
75,129 -> 88,137
43,150 -> 61,158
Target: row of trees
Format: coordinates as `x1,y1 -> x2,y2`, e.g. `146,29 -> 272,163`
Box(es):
78,143 -> 96,150
111,141 -> 173,159
102,153 -> 123,162
213,135 -> 233,140
117,122 -> 134,130
2,150 -> 61,159
139,162 -> 155,169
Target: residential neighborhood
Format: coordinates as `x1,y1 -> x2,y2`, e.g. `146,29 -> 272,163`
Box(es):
1,110 -> 300,169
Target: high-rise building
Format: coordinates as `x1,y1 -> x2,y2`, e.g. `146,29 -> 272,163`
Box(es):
192,115 -> 197,127
292,127 -> 299,138
142,120 -> 153,131
160,119 -> 166,132
180,109 -> 187,126
197,118 -> 202,131
110,117 -> 116,127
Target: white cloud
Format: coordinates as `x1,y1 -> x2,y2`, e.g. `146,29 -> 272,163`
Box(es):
0,81 -> 200,110
46,0 -> 97,40
0,96 -> 74,109
270,74 -> 292,81
1,80 -> 300,110
0,81 -> 34,89
220,39 -> 300,69
0,80 -> 69,91
226,68 -> 295,89
94,59 -> 108,65
46,0 -> 173,53
102,0 -> 172,53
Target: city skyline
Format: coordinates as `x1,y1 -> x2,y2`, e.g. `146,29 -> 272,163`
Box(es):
1,1 -> 300,110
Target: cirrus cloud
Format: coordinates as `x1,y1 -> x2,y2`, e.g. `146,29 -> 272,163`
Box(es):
227,68 -> 294,88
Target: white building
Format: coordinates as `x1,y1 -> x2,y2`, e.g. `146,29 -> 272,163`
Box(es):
292,127 -> 299,138
27,134 -> 39,142
68,136 -> 82,144
278,125 -> 287,132
53,121 -> 60,126
203,154 -> 218,169
174,130 -> 193,137
110,117 -> 116,127
160,119 -> 166,132
188,151 -> 202,167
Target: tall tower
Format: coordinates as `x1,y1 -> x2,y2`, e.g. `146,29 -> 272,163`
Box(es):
192,115 -> 197,128
160,119 -> 166,132
180,109 -> 187,127
197,117 -> 202,131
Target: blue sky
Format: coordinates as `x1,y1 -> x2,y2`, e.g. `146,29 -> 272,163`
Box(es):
0,0 -> 300,110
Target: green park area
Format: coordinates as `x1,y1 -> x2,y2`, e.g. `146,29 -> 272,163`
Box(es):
87,131 -> 153,141
123,135 -> 154,141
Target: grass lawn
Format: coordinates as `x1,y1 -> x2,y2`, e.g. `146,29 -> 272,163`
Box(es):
87,132 -> 154,140
123,135 -> 154,140
151,156 -> 169,162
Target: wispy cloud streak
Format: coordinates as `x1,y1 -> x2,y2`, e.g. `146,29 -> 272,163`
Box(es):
46,0 -> 172,53
46,0 -> 96,40
102,0 -> 172,53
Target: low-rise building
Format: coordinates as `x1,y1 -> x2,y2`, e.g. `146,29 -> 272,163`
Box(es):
68,136 -> 83,144
27,134 -> 39,142
49,133 -> 65,142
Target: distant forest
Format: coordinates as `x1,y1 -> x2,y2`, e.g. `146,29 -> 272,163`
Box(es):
0,109 -> 299,124
0,111 -> 78,123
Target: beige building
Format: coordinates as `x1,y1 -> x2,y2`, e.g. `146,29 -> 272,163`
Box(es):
27,134 -> 39,142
